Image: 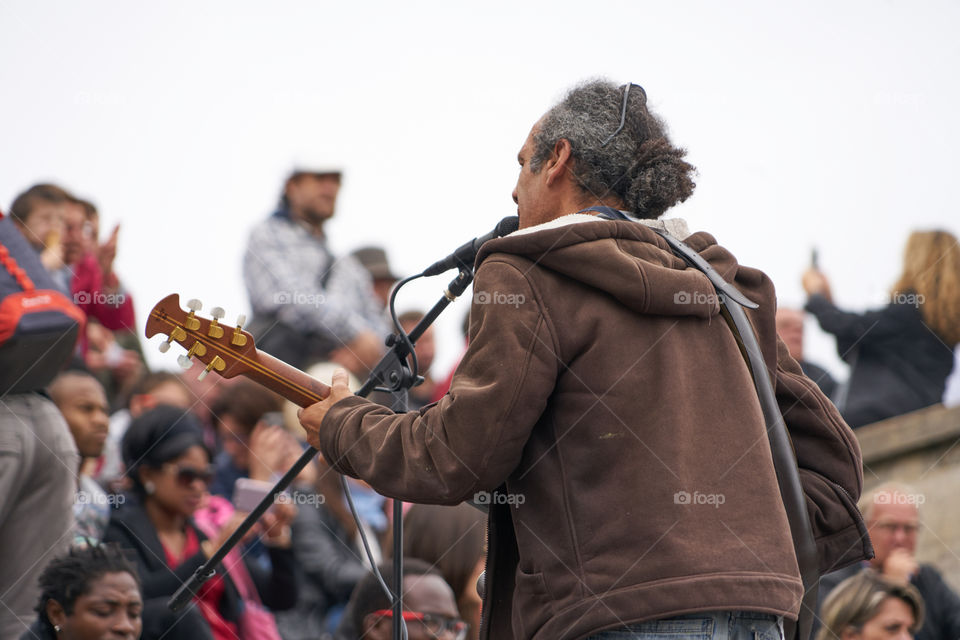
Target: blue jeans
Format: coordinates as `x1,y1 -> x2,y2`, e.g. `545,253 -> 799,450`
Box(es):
587,611 -> 784,640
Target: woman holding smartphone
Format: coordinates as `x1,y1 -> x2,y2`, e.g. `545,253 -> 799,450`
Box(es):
103,405 -> 297,639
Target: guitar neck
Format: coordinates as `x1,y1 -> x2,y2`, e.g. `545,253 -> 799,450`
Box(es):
225,349 -> 330,407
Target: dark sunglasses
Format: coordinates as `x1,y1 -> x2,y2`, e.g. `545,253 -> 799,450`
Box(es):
165,464 -> 214,487
372,609 -> 467,639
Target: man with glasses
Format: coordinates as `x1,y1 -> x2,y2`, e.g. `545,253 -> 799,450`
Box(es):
818,483 -> 960,640
338,558 -> 466,640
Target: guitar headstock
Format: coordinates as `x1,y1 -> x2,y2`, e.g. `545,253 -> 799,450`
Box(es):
145,294 -> 257,381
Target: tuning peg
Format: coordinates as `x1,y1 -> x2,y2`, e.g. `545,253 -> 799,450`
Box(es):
208,307 -> 225,339
231,314 -> 248,347
177,340 -> 207,370
158,326 -> 188,353
197,355 -> 226,381
184,298 -> 203,331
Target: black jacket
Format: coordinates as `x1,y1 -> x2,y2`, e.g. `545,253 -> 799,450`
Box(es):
102,496 -> 297,624
818,563 -> 960,640
806,294 -> 954,427
274,486 -> 370,640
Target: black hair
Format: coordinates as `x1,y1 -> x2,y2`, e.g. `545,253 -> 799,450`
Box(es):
339,558 -> 439,639
121,405 -> 209,496
403,503 -> 485,606
33,543 -> 140,633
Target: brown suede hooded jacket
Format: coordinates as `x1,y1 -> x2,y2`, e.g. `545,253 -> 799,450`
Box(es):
316,216 -> 868,640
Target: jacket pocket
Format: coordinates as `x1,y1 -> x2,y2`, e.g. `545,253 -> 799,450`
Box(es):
799,468 -> 874,574
514,569 -> 554,639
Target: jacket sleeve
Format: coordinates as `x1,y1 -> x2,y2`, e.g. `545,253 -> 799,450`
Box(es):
244,546 -> 298,610
101,520 -> 209,599
804,294 -> 905,359
734,263 -> 871,572
289,498 -> 368,601
316,259 -> 559,504
774,338 -> 873,572
71,254 -> 136,332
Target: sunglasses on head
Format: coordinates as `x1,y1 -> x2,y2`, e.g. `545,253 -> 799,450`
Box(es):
372,610 -> 467,640
165,464 -> 214,487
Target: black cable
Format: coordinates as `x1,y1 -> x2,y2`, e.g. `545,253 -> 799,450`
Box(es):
337,272 -> 423,640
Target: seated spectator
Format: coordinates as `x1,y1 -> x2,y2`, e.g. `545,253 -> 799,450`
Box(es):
49,370 -> 112,545
403,503 -> 486,639
207,378 -> 284,500
21,542 -> 214,640
103,405 -> 297,638
775,307 -> 838,399
96,370 -> 195,490
275,450 -> 385,640
818,483 -> 960,640
803,231 -> 960,427
7,183 -> 70,278
336,558 -> 465,640
818,570 -> 924,640
179,362 -> 232,431
62,196 -> 135,334
242,168 -> 385,374
351,245 -> 399,310
61,196 -> 141,404
20,543 -> 142,640
1,201 -> 79,637
7,183 -> 141,403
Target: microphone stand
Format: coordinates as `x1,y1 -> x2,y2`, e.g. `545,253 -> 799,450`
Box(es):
169,267 -> 477,640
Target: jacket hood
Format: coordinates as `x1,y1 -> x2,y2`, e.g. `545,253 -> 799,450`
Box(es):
476,215 -> 740,320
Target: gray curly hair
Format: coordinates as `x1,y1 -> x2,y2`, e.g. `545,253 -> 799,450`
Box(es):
531,79 -> 696,219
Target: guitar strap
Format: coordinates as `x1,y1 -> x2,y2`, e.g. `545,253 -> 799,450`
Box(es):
590,207 -> 819,640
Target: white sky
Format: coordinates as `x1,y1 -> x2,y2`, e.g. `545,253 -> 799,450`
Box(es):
2,0 -> 958,381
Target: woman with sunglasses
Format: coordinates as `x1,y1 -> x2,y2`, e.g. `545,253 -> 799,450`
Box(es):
103,405 -> 297,639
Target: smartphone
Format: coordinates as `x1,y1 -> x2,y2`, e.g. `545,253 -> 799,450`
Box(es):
233,477 -> 274,513
811,247 -> 819,270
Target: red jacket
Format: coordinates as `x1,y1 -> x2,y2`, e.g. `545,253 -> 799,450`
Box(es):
71,253 -> 135,331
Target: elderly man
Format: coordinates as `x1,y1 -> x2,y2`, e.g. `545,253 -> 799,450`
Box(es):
299,80 -> 866,640
775,307 -> 838,399
243,168 -> 385,373
818,483 -> 960,640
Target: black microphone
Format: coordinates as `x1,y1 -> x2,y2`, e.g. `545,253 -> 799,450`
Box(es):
421,216 -> 519,277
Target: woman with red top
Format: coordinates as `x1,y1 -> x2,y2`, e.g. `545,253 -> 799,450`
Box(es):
104,405 -> 297,639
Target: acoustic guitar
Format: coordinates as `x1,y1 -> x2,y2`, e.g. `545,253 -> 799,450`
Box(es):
145,293 -> 330,407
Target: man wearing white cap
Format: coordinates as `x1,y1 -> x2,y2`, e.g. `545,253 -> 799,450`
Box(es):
243,168 -> 385,373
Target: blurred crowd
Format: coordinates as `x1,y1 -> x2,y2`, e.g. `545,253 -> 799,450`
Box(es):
1,169 -> 959,640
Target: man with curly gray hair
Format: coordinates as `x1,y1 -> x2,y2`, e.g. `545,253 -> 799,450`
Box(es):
300,79 -> 866,640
